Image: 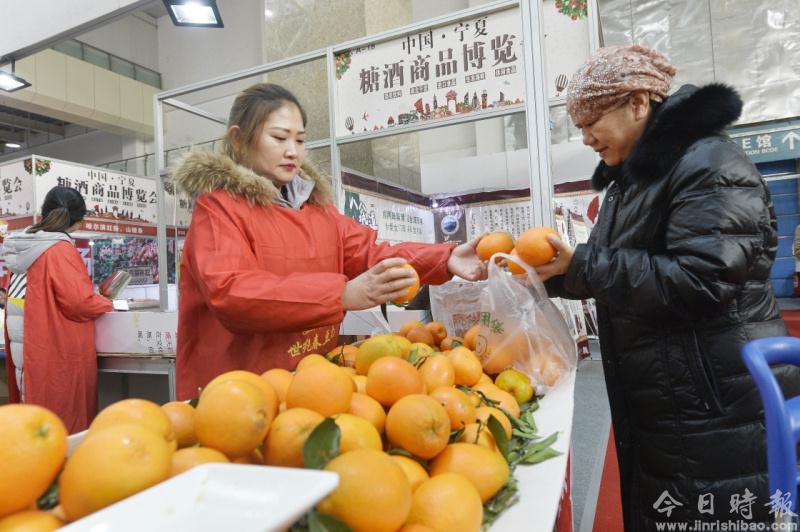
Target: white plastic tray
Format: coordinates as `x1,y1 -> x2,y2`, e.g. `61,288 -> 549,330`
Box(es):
59,463 -> 339,532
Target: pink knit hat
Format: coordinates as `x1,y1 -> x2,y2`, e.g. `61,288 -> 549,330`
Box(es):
566,45 -> 677,127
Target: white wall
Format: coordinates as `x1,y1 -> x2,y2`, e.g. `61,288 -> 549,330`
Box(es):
157,0 -> 264,90
1,0 -> 147,58
0,130 -> 128,167
156,0 -> 265,150
77,14 -> 160,72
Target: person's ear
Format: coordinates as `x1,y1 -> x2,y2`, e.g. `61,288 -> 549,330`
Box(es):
630,90 -> 651,121
228,125 -> 242,152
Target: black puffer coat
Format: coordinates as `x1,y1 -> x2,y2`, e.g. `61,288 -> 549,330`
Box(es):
548,84 -> 800,530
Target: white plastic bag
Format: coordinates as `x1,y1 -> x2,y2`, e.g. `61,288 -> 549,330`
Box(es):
474,253 -> 577,392
430,279 -> 487,338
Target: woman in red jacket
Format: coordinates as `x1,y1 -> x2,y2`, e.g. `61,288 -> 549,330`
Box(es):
4,186 -> 113,433
173,83 -> 486,399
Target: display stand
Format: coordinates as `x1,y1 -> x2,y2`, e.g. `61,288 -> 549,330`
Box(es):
97,352 -> 176,402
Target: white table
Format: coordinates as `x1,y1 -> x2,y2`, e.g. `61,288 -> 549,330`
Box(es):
491,369 -> 576,531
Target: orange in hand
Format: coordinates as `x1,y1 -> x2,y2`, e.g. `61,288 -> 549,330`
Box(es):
476,231 -> 514,261
515,226 -> 560,267
391,263 -> 420,304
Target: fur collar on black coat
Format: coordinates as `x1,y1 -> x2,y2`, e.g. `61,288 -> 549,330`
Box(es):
591,84 -> 744,190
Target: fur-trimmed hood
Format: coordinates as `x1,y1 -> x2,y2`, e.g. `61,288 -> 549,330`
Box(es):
172,150 -> 332,207
591,83 -> 743,190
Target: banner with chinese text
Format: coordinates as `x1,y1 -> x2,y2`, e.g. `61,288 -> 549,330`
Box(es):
341,187 -> 434,244
0,159 -> 34,216
334,8 -> 524,136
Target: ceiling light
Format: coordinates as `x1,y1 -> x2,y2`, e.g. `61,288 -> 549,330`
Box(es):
162,0 -> 223,28
4,142 -> 21,149
0,60 -> 31,92
264,8 -> 274,18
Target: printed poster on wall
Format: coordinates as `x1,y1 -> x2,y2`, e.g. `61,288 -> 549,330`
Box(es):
334,7 -> 524,136
342,188 -> 434,244
465,200 -> 532,240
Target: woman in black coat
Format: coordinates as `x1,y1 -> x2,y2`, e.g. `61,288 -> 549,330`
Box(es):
538,45 -> 800,530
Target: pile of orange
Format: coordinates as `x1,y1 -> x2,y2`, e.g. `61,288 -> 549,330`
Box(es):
475,227 -> 561,274
0,318 -> 547,531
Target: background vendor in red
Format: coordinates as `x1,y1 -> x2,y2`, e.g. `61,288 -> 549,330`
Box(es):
174,83 -> 486,400
4,186 -> 113,433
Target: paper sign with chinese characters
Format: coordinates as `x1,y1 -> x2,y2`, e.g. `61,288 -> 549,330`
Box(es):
334,7 -> 524,136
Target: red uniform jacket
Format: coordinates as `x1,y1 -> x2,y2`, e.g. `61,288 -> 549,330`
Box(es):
174,151 -> 454,400
4,239 -> 112,433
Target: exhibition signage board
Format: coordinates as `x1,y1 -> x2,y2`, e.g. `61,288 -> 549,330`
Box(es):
334,7 -> 524,136
730,125 -> 800,164
0,156 -> 192,235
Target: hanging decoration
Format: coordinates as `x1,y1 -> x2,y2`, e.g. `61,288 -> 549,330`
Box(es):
555,0 -> 588,20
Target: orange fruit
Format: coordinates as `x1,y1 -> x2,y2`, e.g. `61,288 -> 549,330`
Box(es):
233,447 -> 264,465
367,357 -> 423,407
397,524 -> 435,532
261,368 -> 293,403
418,354 -> 455,392
428,386 -> 477,430
170,447 -> 229,477
476,231 -> 514,261
206,370 -> 279,419
0,511 -> 62,532
326,344 -> 359,368
516,226 -> 559,267
473,382 -> 521,418
348,392 -> 386,434
447,346 -> 483,387
495,368 -> 534,404
400,320 -> 425,336
263,408 -> 324,467
439,336 -> 465,351
463,324 -> 481,351
0,405 -> 67,518
457,422 -> 497,451
508,249 -> 527,275
477,373 -> 494,386
531,349 -> 566,387
475,406 -> 512,439
295,353 -> 330,372
355,334 -> 407,375
318,449 -> 412,532
424,322 -> 448,346
430,443 -> 510,502
161,401 -> 197,448
405,326 -> 436,347
334,413 -> 383,453
352,374 -> 367,394
409,342 -> 436,360
385,395 -> 450,459
478,329 -> 529,376
89,398 -> 175,446
286,363 -> 353,416
391,264 -> 420,305
59,424 -> 173,521
195,379 -> 273,458
406,473 -> 483,532
390,454 -> 429,493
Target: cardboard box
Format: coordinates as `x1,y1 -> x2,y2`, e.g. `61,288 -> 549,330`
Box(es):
95,311 -> 177,354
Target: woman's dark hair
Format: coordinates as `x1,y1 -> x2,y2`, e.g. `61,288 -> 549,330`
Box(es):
27,186 -> 87,234
223,83 -> 307,166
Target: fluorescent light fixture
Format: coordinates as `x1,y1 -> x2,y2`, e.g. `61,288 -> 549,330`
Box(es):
0,70 -> 30,92
4,142 -> 21,149
163,0 -> 223,27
